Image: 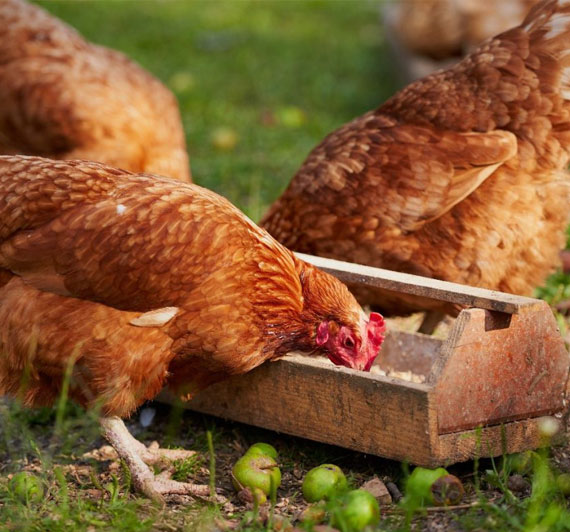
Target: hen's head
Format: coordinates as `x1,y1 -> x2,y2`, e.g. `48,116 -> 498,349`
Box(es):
315,311 -> 385,371
296,262 -> 386,372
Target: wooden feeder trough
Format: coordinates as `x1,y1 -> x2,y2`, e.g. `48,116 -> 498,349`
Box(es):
164,254 -> 570,467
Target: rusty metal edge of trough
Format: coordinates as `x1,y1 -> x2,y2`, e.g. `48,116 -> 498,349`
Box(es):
296,252 -> 540,314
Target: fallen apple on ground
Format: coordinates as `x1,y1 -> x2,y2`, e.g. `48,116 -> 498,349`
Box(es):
330,489 -> 381,531
245,442 -> 278,460
232,450 -> 281,503
504,451 -> 539,475
430,474 -> 464,506
9,472 -> 44,504
405,467 -> 464,508
302,464 -> 348,502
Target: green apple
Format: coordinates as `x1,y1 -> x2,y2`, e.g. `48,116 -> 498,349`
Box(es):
245,442 -> 278,460
557,473 -> 570,495
505,451 -> 539,475
276,106 -> 306,128
331,489 -> 380,531
232,454 -> 281,497
9,472 -> 44,504
405,467 -> 463,507
405,467 -> 448,505
302,464 -> 348,502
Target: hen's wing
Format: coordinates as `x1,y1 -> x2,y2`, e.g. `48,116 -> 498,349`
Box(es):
263,116 -> 517,241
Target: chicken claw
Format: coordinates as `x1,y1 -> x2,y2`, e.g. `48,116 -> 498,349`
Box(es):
133,467 -> 211,502
99,416 -> 211,502
134,439 -> 199,467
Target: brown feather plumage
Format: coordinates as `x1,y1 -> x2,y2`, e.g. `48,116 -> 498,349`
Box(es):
262,0 -> 570,315
0,156 -> 381,417
0,0 -> 190,181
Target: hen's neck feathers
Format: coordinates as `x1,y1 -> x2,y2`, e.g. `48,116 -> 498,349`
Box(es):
257,258 -> 362,358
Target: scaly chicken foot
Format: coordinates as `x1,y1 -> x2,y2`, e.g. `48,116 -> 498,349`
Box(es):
124,436 -> 198,467
99,416 -> 211,502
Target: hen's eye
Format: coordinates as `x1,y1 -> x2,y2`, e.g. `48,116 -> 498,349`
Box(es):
343,336 -> 355,349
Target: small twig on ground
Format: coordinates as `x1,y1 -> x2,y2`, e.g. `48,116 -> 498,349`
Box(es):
382,497 -> 500,515
424,501 -> 483,512
207,430 -> 216,502
385,480 -> 403,502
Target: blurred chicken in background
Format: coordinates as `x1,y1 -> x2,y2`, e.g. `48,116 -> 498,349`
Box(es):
0,0 -> 191,181
384,0 -> 538,82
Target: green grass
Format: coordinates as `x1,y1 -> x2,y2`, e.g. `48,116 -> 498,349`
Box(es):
0,400 -> 152,531
37,0 -> 397,221
0,398 -> 213,531
444,450 -> 570,532
5,392 -> 570,531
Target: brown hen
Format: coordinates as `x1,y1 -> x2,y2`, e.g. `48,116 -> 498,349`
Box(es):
262,0 -> 570,318
0,0 -> 190,181
388,0 -> 538,60
0,156 -> 385,500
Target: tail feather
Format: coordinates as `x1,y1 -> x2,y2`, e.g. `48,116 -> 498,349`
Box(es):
521,0 -> 570,52
515,0 -> 570,100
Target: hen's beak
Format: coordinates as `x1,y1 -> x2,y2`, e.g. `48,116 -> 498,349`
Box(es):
358,312 -> 385,371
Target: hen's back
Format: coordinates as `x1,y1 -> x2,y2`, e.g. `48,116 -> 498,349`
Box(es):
262,0 -> 570,315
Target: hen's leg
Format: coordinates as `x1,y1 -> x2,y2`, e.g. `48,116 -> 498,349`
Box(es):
107,424 -> 198,466
417,311 -> 446,335
99,416 -> 210,502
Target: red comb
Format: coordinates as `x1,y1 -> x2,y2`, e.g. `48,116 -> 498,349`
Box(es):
368,312 -> 386,335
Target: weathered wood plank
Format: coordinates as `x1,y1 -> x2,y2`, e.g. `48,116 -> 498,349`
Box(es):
161,351 -> 564,466
166,354 -> 436,465
380,330 -> 442,377
432,417 -> 561,467
429,304 -> 569,434
296,253 -> 541,314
